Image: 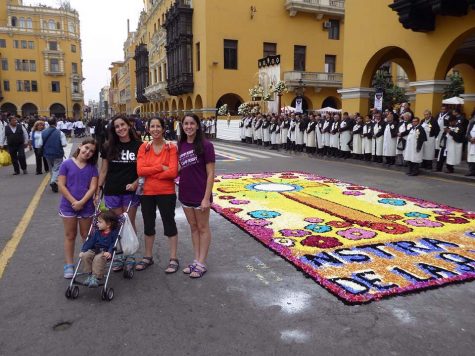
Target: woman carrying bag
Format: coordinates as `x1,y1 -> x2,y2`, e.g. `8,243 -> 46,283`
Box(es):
136,117 -> 179,272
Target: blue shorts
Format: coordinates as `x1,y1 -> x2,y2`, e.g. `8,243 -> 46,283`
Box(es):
59,203 -> 95,219
104,194 -> 140,210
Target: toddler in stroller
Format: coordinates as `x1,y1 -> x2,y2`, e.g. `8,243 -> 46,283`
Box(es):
79,210 -> 118,288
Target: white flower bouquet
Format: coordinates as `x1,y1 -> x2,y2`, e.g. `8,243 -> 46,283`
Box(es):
218,104 -> 228,116
270,80 -> 288,95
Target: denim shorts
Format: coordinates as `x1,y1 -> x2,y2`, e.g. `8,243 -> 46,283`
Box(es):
104,194 -> 140,210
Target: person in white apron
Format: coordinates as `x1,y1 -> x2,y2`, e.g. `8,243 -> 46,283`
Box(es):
254,116 -> 262,145
421,110 -> 440,170
322,115 -> 332,156
338,112 -> 353,159
371,112 -> 384,163
435,105 -> 449,159
466,118 -> 475,176
274,117 -> 282,150
289,115 -> 297,151
296,115 -> 306,152
239,117 -> 246,143
351,115 -> 364,160
436,116 -> 464,173
404,117 -> 427,176
245,116 -> 253,144
330,114 -> 340,157
281,116 -> 290,150
316,114 -> 324,155
305,115 -> 317,154
362,115 -> 373,161
382,112 -> 398,165
262,116 -> 271,147
396,112 -> 412,166
270,117 -> 277,149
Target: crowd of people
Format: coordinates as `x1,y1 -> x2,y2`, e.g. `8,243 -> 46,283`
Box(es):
0,112 -> 216,284
239,103 -> 475,177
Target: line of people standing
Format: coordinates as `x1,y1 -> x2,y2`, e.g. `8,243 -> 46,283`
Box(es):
240,105 -> 474,177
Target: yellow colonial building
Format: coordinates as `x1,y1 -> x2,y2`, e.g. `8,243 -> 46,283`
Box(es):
111,0 -> 345,117
339,0 -> 475,117
0,0 -> 84,118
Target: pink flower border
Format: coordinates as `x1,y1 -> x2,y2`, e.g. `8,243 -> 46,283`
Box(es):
211,171 -> 475,304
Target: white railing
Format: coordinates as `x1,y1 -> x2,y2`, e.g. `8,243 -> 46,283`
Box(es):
284,71 -> 343,87
285,0 -> 345,16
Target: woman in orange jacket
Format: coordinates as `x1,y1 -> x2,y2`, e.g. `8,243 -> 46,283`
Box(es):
136,117 -> 179,273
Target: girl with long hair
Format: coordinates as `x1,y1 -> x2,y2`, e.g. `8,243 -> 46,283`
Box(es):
178,114 -> 215,278
58,138 -> 98,278
96,115 -> 142,271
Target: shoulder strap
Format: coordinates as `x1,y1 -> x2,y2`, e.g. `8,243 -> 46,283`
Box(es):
42,128 -> 55,147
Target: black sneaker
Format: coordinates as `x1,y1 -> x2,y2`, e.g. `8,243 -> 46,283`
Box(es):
50,182 -> 58,193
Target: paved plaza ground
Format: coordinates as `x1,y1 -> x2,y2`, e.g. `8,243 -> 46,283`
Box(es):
0,138 -> 474,355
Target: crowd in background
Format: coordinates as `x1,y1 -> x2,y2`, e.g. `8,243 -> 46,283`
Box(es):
239,103 -> 475,177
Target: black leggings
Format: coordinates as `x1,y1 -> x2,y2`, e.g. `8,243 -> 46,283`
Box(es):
140,194 -> 177,237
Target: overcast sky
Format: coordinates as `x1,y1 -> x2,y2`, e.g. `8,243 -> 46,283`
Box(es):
24,0 -> 144,102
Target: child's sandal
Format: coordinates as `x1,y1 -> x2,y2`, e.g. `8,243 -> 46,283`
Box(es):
165,258 -> 180,274
182,260 -> 198,274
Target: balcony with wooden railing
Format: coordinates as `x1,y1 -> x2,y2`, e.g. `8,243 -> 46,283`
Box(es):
284,71 -> 343,89
144,81 -> 168,101
285,0 -> 345,18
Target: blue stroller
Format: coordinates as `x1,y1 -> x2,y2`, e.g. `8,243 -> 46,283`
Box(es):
65,200 -> 136,301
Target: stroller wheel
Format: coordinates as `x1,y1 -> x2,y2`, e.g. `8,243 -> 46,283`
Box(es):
65,287 -> 72,299
101,288 -> 107,301
71,286 -> 80,299
105,288 -> 114,302
123,267 -> 134,279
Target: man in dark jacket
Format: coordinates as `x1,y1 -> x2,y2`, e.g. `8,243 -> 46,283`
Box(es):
1,115 -> 29,175
42,117 -> 67,192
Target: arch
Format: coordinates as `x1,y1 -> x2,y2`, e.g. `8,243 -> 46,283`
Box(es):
435,27 -> 475,80
321,96 -> 341,109
185,96 -> 193,111
134,106 -> 141,115
215,93 -> 244,115
171,99 -> 177,112
50,103 -> 65,118
178,97 -> 184,111
195,95 -> 203,110
159,102 -> 163,112
21,103 -> 38,116
164,101 -> 170,112
360,47 -> 417,88
72,103 -> 81,119
11,16 -> 17,27
0,102 -> 17,115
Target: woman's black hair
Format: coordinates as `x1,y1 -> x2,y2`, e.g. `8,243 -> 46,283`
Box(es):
179,114 -> 205,155
98,210 -> 119,231
73,138 -> 98,165
105,115 -> 141,161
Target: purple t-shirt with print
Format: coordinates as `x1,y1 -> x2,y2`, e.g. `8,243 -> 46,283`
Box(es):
58,158 -> 99,211
178,140 -> 215,205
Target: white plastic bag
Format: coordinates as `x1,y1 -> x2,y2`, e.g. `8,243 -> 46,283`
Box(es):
120,213 -> 139,256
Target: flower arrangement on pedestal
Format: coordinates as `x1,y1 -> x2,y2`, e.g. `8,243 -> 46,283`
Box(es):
249,85 -> 264,100
251,106 -> 260,114
218,104 -> 228,116
270,80 -> 288,95
263,93 -> 273,101
238,103 -> 251,116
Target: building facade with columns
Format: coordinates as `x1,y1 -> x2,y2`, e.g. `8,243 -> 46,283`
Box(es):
339,0 -> 475,117
112,0 -> 345,117
0,0 -> 84,118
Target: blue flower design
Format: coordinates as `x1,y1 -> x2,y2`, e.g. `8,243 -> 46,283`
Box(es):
378,198 -> 406,206
405,212 -> 430,218
305,224 -> 332,233
248,210 -> 281,220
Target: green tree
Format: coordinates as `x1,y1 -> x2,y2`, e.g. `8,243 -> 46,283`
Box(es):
444,73 -> 464,99
370,69 -> 408,111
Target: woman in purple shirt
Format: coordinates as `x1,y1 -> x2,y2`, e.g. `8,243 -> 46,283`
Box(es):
178,114 -> 215,278
58,138 -> 98,279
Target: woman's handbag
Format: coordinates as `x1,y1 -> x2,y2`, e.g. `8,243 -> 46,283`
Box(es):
0,149 -> 12,166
